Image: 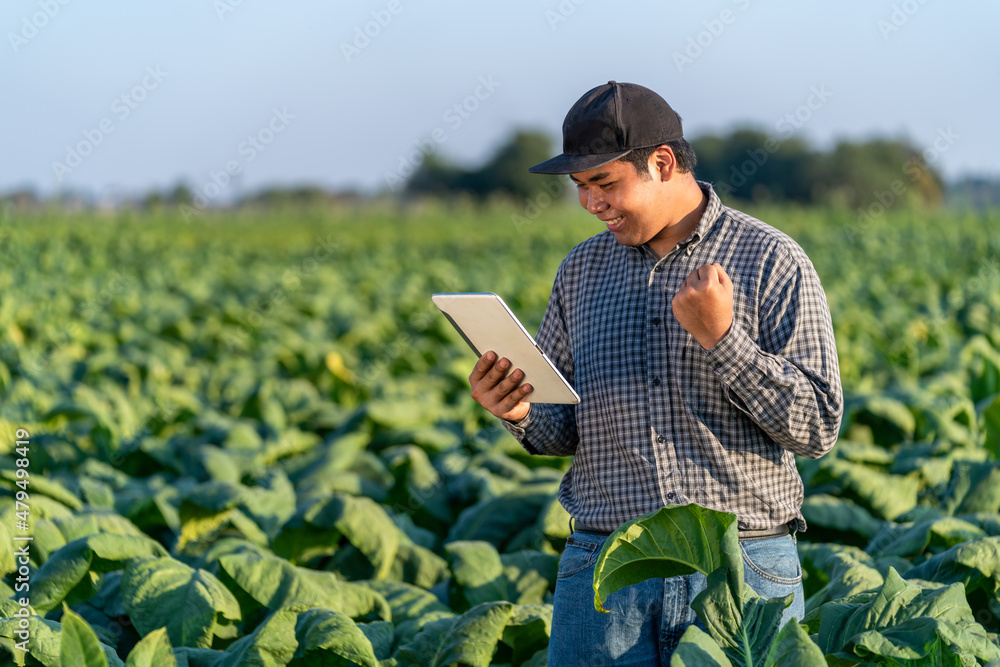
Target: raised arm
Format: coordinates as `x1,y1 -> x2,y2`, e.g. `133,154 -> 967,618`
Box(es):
673,251 -> 843,459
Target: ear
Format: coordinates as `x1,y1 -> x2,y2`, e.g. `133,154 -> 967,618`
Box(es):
650,145 -> 676,182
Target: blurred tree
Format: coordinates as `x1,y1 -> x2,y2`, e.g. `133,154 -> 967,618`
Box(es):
691,128 -> 820,204
168,182 -> 194,206
406,129 -> 563,201
692,127 -> 944,210
817,138 -> 943,209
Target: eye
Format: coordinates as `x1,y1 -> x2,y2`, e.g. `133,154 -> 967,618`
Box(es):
600,182 -> 614,190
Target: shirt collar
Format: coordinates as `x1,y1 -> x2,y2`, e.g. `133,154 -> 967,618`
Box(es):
680,180 -> 724,251
632,180 -> 725,259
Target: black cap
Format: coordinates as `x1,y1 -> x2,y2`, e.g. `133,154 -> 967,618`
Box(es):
528,81 -> 684,175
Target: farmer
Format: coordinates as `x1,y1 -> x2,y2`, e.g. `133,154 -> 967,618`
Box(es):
468,81 -> 843,665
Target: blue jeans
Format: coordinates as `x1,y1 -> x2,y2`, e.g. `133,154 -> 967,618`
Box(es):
547,531 -> 805,666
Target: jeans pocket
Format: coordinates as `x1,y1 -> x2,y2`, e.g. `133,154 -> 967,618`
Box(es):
557,534 -> 603,579
739,535 -> 802,586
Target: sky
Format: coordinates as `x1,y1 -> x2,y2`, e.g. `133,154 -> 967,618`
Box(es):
3,0 -> 998,202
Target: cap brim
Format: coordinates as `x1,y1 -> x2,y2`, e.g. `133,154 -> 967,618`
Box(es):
527,149 -> 632,175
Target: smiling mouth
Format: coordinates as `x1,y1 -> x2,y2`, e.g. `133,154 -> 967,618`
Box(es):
605,215 -> 625,231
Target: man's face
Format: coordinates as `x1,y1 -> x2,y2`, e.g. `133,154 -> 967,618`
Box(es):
569,156 -> 664,248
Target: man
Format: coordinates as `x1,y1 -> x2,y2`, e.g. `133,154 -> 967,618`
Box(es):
468,81 -> 842,665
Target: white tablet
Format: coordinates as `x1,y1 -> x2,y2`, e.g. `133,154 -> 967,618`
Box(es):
432,293 -> 580,404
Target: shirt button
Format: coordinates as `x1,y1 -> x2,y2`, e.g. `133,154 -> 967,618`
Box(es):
654,265 -> 664,273
656,435 -> 665,444
666,492 -> 676,500
652,317 -> 661,325
652,377 -> 661,387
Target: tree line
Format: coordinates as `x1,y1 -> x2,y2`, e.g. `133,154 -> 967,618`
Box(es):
404,127 -> 961,211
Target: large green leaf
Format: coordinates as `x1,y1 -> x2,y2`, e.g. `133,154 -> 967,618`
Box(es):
218,551 -> 391,621
903,536 -> 1000,597
761,620 -> 826,666
499,604 -> 552,667
446,480 -> 560,550
0,469 -> 84,511
176,482 -> 269,554
445,541 -> 555,611
691,567 -> 792,667
807,567 -> 990,661
592,505 -> 742,613
866,517 -> 985,559
289,607 -> 381,667
390,539 -> 450,589
121,557 -> 241,649
361,580 -> 455,647
394,601 -> 513,667
852,616 -> 1000,665
30,534 -> 169,613
272,493 -> 399,577
0,613 -> 124,667
799,494 -> 883,542
941,460 -> 1000,515
216,605 -> 298,667
383,445 -> 451,525
671,624 -> 734,666
60,604 -> 109,667
809,460 -> 920,520
798,543 -> 892,610
125,627 -> 176,667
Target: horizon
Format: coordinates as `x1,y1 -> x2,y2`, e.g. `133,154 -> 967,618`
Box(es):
5,1 -> 998,203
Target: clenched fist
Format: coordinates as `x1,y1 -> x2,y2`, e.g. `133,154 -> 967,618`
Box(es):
671,263 -> 734,350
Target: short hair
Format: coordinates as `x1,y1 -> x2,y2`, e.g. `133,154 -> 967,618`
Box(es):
618,139 -> 697,180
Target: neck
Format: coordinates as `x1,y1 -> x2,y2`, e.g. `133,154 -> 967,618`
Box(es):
646,179 -> 708,259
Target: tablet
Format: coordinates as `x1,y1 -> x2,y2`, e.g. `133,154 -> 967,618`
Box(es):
432,293 -> 580,404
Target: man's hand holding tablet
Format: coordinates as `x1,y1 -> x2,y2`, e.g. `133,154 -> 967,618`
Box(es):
468,350 -> 532,422
431,292 -> 579,422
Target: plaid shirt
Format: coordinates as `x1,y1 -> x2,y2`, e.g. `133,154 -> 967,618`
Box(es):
503,182 -> 842,532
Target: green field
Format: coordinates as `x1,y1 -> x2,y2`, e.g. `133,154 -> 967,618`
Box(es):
1,201 -> 1000,665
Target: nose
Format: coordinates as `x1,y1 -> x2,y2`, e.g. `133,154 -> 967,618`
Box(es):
584,188 -> 608,215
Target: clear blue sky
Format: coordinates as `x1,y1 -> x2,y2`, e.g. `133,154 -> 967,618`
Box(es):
3,0 -> 997,201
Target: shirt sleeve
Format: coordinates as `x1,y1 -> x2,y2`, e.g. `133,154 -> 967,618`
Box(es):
500,266 -> 578,456
706,247 -> 843,459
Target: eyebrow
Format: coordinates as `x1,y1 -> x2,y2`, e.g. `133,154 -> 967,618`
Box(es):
569,172 -> 611,183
